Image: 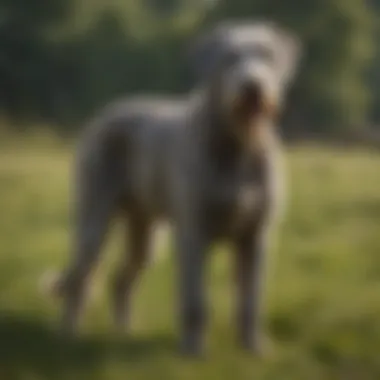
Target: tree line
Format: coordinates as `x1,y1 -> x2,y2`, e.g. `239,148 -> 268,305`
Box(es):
0,0 -> 379,134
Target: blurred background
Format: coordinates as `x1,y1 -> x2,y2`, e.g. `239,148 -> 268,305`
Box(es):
1,1 -> 380,380
0,0 -> 378,136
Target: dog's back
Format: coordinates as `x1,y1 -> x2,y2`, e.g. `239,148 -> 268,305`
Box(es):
77,95 -> 190,218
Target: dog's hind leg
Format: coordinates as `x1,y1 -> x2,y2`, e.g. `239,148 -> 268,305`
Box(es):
56,148 -> 121,336
111,214 -> 153,332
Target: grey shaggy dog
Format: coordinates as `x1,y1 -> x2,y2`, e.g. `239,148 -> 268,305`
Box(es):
46,20 -> 301,356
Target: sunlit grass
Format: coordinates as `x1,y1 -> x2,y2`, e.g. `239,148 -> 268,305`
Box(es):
1,140 -> 380,379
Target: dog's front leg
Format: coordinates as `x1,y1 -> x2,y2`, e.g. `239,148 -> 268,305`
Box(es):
175,225 -> 209,357
235,224 -> 270,355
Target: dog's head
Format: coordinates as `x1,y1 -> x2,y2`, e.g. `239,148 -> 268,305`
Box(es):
189,21 -> 301,146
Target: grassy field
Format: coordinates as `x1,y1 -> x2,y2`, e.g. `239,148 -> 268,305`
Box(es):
1,139 -> 380,380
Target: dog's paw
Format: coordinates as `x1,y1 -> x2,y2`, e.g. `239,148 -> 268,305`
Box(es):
179,336 -> 206,359
241,333 -> 275,358
179,346 -> 205,359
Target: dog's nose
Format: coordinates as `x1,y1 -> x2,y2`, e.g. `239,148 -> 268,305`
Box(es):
241,80 -> 262,102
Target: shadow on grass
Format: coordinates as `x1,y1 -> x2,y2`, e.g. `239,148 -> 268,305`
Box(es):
0,313 -> 176,378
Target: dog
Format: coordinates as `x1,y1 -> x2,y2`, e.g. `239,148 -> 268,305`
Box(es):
46,20 -> 301,356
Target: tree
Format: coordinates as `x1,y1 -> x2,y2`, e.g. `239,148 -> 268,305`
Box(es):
0,0 -> 74,125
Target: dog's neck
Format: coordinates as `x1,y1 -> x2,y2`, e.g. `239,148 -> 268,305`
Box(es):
194,85 -> 275,170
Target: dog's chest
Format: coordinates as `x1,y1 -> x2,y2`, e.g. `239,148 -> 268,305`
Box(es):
203,160 -> 266,237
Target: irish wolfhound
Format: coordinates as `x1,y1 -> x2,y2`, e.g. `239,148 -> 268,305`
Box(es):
47,20 -> 301,356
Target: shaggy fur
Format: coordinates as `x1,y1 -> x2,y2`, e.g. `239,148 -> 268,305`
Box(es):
47,20 -> 301,356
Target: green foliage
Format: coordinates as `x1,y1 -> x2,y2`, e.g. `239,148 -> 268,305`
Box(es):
368,0 -> 380,125
0,0 -> 377,132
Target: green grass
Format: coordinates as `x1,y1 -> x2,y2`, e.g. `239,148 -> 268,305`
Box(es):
1,141 -> 380,380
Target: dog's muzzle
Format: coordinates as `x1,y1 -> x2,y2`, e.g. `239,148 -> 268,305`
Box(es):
233,78 -> 278,124
238,80 -> 263,119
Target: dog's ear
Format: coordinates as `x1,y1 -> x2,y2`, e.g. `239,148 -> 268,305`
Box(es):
188,27 -> 224,81
273,25 -> 302,86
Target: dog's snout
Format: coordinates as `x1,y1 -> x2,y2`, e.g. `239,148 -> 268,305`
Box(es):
241,80 -> 262,102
